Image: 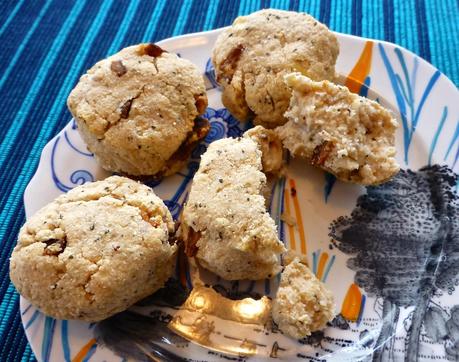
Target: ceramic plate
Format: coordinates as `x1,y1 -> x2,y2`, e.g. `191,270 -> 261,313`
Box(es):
21,27 -> 459,362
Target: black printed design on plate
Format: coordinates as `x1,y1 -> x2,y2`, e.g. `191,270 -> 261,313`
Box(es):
330,165 -> 459,362
423,304 -> 459,360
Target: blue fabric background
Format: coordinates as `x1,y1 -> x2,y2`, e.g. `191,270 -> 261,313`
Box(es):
0,0 -> 457,360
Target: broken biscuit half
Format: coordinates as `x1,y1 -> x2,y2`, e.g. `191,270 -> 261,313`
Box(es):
179,128 -> 286,280
277,73 -> 400,185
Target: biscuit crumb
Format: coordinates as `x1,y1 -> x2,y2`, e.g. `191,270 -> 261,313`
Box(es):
272,258 -> 335,338
280,213 -> 296,226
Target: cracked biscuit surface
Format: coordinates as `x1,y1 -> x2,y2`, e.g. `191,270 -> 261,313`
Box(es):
10,176 -> 177,321
67,43 -> 209,177
278,73 -> 400,185
180,136 -> 285,280
272,257 -> 335,338
212,9 -> 338,128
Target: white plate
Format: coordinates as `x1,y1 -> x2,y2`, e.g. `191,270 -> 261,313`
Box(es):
21,28 -> 459,362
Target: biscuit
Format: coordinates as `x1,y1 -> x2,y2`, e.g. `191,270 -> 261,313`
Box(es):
272,257 -> 335,338
10,176 -> 177,321
244,126 -> 285,204
277,73 -> 400,185
67,43 -> 209,177
180,136 -> 285,280
212,9 -> 338,128
244,126 -> 284,175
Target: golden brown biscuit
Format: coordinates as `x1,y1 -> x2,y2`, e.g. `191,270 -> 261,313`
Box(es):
277,73 -> 399,185
272,257 -> 335,338
68,43 -> 209,177
10,176 -> 176,321
180,136 -> 285,280
212,9 -> 338,128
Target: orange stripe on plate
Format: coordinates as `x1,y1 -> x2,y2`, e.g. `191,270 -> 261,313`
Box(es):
316,252 -> 329,280
72,338 -> 97,362
345,41 -> 373,94
341,283 -> 362,321
289,179 -> 307,255
284,182 -> 296,251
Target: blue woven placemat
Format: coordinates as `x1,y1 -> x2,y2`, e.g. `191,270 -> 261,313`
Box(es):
0,0 -> 457,360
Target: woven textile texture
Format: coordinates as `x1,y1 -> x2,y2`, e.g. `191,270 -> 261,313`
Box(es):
0,0 -> 457,360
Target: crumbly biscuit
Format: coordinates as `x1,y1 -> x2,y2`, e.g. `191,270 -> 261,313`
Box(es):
244,126 -> 285,204
180,136 -> 286,280
67,43 -> 209,177
244,126 -> 284,174
277,73 -> 400,185
272,257 -> 335,338
212,9 -> 338,128
10,176 -> 177,321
